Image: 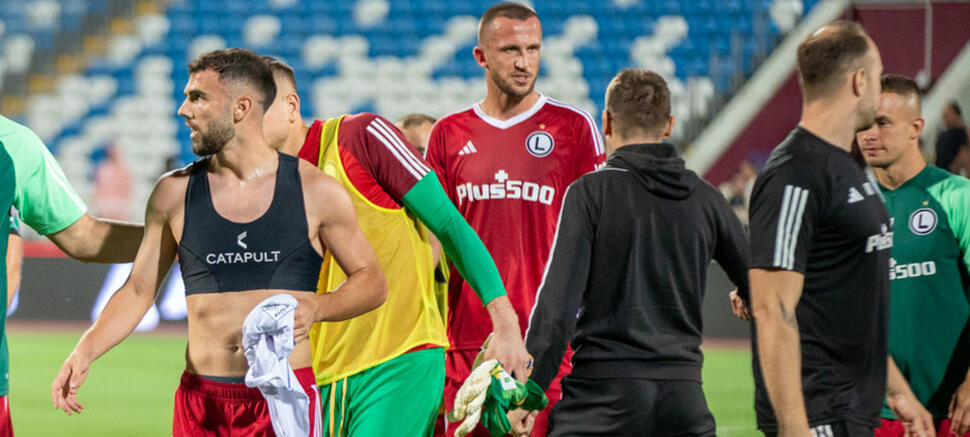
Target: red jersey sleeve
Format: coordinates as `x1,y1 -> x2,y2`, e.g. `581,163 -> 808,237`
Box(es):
340,113 -> 432,202
424,121 -> 447,180
573,112 -> 606,177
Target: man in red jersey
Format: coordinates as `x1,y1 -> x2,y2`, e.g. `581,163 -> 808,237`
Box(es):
425,3 -> 606,436
260,57 -> 529,436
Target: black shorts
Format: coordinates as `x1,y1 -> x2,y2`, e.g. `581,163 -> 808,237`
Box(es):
547,376 -> 715,437
763,422 -> 874,437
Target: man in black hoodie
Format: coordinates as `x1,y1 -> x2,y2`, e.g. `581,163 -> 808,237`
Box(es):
521,68 -> 750,436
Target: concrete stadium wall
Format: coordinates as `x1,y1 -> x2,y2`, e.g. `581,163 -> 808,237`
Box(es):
702,1 -> 970,186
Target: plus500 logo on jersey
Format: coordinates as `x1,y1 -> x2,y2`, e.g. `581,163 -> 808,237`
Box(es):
456,169 -> 556,206
888,257 -> 937,280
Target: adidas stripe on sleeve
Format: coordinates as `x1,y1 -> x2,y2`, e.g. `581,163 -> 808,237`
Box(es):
345,113 -> 432,202
749,166 -> 821,274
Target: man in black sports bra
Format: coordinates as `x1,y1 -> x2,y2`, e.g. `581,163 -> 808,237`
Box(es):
50,49 -> 386,437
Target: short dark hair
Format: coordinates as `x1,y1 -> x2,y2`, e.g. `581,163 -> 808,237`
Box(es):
605,68 -> 671,138
478,2 -> 539,44
880,74 -> 921,113
949,101 -> 962,116
397,113 -> 437,129
796,20 -> 871,101
188,48 -> 276,112
262,56 -> 298,94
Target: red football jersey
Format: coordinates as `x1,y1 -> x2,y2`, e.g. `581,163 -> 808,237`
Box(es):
425,95 -> 606,351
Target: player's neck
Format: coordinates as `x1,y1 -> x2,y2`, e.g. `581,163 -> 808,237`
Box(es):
210,129 -> 278,180
279,122 -> 310,157
480,90 -> 540,121
799,100 -> 859,153
874,152 -> 926,190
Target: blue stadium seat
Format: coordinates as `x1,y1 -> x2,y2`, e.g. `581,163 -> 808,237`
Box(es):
40,0 -> 823,163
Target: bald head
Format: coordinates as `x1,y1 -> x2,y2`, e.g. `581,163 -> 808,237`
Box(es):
797,20 -> 876,102
477,2 -> 539,47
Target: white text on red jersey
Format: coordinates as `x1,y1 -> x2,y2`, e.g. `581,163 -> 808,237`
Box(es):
455,169 -> 556,206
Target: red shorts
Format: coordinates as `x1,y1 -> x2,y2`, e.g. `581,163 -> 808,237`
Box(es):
876,417 -> 970,437
0,396 -> 11,437
173,367 -> 321,437
439,349 -> 570,437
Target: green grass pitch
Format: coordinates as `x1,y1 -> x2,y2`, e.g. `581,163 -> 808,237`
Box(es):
6,330 -> 757,436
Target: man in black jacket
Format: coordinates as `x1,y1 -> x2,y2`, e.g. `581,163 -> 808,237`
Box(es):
521,68 -> 750,436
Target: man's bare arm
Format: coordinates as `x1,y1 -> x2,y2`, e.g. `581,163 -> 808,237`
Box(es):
886,356 -> 934,437
298,169 -> 386,328
6,232 -> 21,308
46,214 -> 143,263
430,233 -> 442,267
51,177 -> 181,415
750,268 -> 811,437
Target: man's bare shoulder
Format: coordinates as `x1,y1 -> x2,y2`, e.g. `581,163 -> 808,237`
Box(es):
296,158 -> 342,193
149,163 -> 193,215
296,159 -> 353,222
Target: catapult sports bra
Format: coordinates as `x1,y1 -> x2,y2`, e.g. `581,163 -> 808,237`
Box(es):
178,153 -> 323,295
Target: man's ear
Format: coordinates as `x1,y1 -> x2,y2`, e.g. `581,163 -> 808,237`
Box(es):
663,115 -> 676,139
473,46 -> 487,68
911,117 -> 925,139
286,93 -> 301,123
852,68 -> 867,98
602,109 -> 612,137
234,96 -> 253,123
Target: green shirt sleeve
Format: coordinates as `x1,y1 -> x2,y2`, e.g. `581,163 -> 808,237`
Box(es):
402,171 -> 506,306
2,118 -> 86,235
934,174 -> 970,275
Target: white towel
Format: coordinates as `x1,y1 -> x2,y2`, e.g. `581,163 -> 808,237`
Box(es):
242,294 -> 310,437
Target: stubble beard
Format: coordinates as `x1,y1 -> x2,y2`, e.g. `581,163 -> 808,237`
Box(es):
193,118 -> 235,157
492,69 -> 536,100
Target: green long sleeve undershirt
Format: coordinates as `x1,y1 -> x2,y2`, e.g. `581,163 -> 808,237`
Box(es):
401,172 -> 506,306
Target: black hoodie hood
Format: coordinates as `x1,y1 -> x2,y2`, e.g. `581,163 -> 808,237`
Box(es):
608,143 -> 698,200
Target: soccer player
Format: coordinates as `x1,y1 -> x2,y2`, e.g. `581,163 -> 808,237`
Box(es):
51,49 -> 387,437
424,3 -> 606,436
0,114 -> 143,436
396,113 -> 436,155
523,69 -> 749,436
260,58 -> 529,436
747,21 -> 890,437
858,74 -> 970,437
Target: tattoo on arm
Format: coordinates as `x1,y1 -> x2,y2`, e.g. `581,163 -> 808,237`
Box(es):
778,298 -> 798,329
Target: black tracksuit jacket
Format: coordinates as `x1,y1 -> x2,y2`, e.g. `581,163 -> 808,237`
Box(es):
524,143 -> 750,390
